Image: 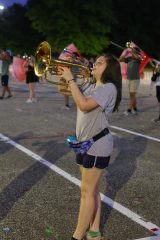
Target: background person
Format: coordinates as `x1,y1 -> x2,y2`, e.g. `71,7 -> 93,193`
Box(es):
58,54 -> 73,109
149,59 -> 160,95
24,56 -> 39,103
119,47 -> 142,115
59,53 -> 122,240
150,66 -> 160,122
0,50 -> 13,99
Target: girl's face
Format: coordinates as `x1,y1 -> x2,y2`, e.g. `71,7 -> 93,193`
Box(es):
91,56 -> 107,80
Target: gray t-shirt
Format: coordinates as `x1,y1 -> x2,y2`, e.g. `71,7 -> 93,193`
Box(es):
76,82 -> 117,156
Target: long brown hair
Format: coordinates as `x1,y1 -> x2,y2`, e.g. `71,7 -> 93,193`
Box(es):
100,53 -> 122,112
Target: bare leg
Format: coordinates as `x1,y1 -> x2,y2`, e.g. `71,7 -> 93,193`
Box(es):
73,167 -> 103,240
1,86 -> 6,98
27,83 -> 31,99
29,83 -> 36,99
6,86 -> 12,96
129,92 -> 137,110
64,94 -> 69,106
79,167 -> 101,231
79,167 -> 101,232
132,92 -> 137,109
89,190 -> 101,231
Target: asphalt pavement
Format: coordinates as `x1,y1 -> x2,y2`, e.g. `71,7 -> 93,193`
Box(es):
0,71 -> 160,240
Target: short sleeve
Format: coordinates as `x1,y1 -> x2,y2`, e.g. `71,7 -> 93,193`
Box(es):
91,83 -> 117,110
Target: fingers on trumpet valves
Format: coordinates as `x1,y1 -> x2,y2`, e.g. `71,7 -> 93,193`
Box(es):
59,77 -> 68,84
56,66 -> 64,75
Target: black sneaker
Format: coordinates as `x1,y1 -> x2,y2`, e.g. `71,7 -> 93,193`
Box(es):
0,96 -> 4,99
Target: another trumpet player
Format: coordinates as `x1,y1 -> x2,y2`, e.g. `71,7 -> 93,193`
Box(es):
23,56 -> 39,103
119,47 -> 142,115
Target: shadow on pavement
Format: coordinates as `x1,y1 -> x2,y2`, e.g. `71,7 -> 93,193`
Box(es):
100,135 -> 148,232
0,131 -> 69,221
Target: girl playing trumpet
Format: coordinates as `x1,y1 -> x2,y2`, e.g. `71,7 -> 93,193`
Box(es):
59,53 -> 122,240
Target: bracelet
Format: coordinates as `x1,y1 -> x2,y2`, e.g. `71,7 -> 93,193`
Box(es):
67,79 -> 75,84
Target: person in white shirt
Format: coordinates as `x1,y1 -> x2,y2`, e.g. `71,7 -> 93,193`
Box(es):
153,74 -> 160,122
150,63 -> 160,122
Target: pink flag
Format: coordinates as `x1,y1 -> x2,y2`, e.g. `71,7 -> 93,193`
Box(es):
13,57 -> 26,81
58,43 -> 82,95
59,43 -> 82,60
120,41 -> 150,79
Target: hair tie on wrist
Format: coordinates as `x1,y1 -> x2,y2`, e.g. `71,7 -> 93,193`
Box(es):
67,79 -> 75,84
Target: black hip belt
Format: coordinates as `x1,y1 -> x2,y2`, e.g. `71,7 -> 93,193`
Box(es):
92,128 -> 110,142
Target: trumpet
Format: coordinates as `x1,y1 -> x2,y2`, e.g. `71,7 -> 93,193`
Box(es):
125,42 -> 145,60
34,41 -> 90,91
110,41 -> 145,61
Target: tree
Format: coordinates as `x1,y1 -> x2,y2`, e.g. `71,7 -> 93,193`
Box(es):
26,0 -> 115,56
110,0 -> 160,59
0,3 -> 44,56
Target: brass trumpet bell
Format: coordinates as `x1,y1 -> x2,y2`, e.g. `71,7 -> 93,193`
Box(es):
34,41 -> 90,92
35,41 -> 51,77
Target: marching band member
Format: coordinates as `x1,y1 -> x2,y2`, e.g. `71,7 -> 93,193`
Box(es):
23,56 -> 39,103
59,53 -> 122,240
0,50 -> 13,99
119,47 -> 142,115
149,60 -> 160,122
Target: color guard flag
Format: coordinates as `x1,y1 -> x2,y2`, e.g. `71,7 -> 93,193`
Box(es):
12,57 -> 26,81
120,41 -> 150,79
58,43 -> 82,95
59,43 -> 82,60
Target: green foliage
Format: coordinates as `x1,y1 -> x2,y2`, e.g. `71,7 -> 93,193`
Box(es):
26,0 -> 115,56
0,3 -> 43,55
110,0 -> 160,59
0,0 -> 160,59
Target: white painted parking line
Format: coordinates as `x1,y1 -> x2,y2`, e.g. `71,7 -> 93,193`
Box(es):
0,133 -> 160,238
134,237 -> 160,240
111,125 -> 160,143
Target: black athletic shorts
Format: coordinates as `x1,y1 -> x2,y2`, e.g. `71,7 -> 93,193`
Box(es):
1,75 -> 9,86
156,86 -> 160,102
76,153 -> 110,169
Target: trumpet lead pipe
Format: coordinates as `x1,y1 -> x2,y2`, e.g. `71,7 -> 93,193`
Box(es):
110,41 -> 125,50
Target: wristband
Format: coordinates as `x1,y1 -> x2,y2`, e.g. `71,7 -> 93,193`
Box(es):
67,79 -> 75,84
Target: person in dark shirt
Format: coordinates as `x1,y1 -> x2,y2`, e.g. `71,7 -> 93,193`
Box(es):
23,56 -> 39,103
